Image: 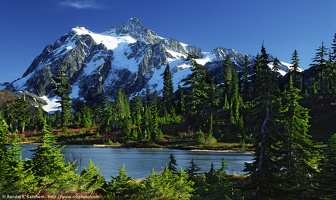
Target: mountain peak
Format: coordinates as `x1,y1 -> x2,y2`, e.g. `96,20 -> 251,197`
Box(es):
105,18 -> 161,44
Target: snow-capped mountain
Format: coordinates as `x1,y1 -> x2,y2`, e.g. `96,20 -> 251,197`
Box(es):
5,18 -> 296,108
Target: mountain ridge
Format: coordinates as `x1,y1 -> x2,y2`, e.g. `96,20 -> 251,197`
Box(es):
3,17 -> 296,111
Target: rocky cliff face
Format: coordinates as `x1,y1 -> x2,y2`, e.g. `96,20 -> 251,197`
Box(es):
5,18 -> 294,106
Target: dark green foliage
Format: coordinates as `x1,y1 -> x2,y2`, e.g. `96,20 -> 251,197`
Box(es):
279,76 -> 318,199
244,44 -> 285,199
23,123 -> 79,194
105,164 -> 141,199
310,42 -> 329,98
142,166 -> 194,200
316,134 -> 336,198
162,64 -> 175,115
168,153 -> 178,173
53,64 -> 72,127
79,160 -> 105,193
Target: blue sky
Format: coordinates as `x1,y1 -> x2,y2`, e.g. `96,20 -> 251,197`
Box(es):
0,0 -> 335,83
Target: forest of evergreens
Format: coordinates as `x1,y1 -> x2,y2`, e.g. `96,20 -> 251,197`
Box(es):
1,33 -> 336,199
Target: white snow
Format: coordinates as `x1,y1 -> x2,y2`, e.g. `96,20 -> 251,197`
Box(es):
72,27 -> 137,50
281,61 -> 303,72
268,64 -> 287,76
70,84 -> 80,99
194,52 -> 216,66
40,96 -> 61,113
83,54 -> 105,75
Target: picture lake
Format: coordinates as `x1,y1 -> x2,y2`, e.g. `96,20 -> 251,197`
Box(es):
21,144 -> 253,181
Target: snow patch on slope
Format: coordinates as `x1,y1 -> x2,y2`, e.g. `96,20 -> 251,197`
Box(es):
72,27 -> 137,50
40,96 -> 61,113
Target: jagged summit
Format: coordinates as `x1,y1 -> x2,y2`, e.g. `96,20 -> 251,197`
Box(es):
104,17 -> 161,44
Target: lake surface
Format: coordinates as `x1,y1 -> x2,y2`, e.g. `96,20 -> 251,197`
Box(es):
21,144 -> 252,180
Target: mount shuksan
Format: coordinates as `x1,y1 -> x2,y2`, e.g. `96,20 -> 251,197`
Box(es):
5,18 -> 295,110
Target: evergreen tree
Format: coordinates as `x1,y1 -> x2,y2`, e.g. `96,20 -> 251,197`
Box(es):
142,166 -> 194,200
99,94 -> 113,134
149,91 -> 162,141
131,94 -> 143,139
223,55 -> 233,110
115,87 -> 132,140
168,153 -> 178,173
316,134 -> 336,198
186,159 -> 201,180
176,84 -> 186,116
310,42 -> 329,98
279,76 -> 318,199
53,64 -> 72,127
79,159 -> 105,194
105,164 -> 140,199
14,97 -> 29,133
162,64 -> 175,115
79,104 -> 93,128
25,123 -> 79,194
242,55 -> 251,102
244,44 -> 283,199
290,49 -> 302,89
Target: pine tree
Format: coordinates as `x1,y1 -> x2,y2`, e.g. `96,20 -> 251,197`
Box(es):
53,64 -> 72,127
162,64 -> 175,115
